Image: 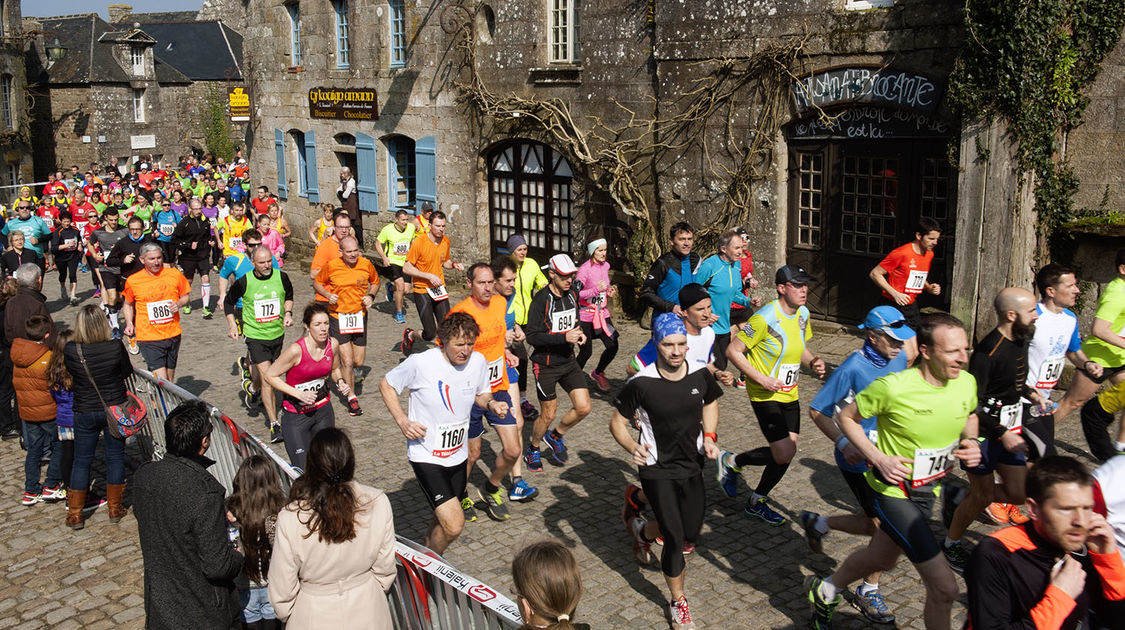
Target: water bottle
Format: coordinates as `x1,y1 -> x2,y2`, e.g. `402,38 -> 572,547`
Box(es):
1029,400 -> 1057,418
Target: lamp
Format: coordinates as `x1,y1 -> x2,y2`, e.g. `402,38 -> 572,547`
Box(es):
45,39 -> 67,61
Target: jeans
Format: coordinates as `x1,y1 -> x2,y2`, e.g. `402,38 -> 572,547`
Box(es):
71,410 -> 125,491
239,586 -> 276,622
23,420 -> 62,494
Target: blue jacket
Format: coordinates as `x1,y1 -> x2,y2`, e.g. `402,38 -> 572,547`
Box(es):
696,254 -> 750,334
51,388 -> 74,429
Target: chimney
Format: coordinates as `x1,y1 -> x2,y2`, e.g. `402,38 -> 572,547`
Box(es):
107,4 -> 133,25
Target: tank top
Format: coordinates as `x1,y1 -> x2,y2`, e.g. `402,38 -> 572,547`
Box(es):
282,337 -> 333,413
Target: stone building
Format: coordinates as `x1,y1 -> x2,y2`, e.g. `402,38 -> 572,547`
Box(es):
25,9 -> 244,177
0,0 -> 34,194
236,0 -> 1125,330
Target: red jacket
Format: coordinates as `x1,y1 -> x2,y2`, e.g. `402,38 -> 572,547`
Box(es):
11,338 -> 55,421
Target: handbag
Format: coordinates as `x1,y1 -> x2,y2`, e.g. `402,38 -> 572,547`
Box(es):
76,343 -> 147,439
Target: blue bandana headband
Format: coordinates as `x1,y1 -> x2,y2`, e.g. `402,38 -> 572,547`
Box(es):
652,312 -> 687,343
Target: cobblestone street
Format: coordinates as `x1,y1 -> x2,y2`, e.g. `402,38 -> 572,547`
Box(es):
0,276 -> 1104,629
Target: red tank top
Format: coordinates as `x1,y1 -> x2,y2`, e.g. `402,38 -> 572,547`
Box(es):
282,337 -> 333,413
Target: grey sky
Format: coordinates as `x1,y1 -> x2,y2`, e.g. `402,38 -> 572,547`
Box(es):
21,1 -> 204,21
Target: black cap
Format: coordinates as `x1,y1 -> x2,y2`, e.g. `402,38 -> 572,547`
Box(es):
775,264 -> 814,285
678,283 -> 710,309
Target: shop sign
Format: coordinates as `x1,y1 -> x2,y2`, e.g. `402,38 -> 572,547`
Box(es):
308,87 -> 378,120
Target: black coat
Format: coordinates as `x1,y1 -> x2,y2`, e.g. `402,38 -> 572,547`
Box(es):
0,248 -> 38,277
62,340 -> 133,413
3,286 -> 55,343
133,453 -> 242,630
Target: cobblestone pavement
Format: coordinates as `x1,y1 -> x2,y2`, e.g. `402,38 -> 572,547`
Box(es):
0,272 -> 1104,629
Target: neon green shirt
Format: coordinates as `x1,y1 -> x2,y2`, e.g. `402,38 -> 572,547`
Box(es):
377,222 -> 416,267
1082,277 -> 1125,367
512,258 -> 548,326
735,300 -> 812,403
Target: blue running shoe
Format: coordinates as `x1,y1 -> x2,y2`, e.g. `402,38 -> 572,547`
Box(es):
744,496 -> 786,525
851,586 -> 895,624
543,431 -> 568,464
394,311 -> 406,324
508,478 -> 538,501
716,451 -> 741,498
524,446 -> 543,472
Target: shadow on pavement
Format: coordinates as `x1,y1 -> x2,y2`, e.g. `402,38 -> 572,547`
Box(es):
175,376 -> 211,397
800,456 -> 862,514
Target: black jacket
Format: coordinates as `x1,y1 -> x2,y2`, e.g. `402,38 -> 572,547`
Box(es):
0,248 -> 38,277
50,226 -> 83,260
172,214 -> 212,258
63,340 -> 133,413
133,453 -> 243,630
107,234 -> 157,279
524,285 -> 580,366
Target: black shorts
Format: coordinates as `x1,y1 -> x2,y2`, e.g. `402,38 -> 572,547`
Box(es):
532,361 -> 587,402
1022,403 -> 1056,461
245,336 -> 285,365
840,468 -> 877,518
883,297 -> 921,331
382,264 -> 404,282
98,269 -> 122,291
871,489 -> 941,563
410,461 -> 467,510
961,436 -> 1027,475
138,336 -> 182,370
750,400 -> 802,443
179,256 -> 209,281
328,314 -> 367,347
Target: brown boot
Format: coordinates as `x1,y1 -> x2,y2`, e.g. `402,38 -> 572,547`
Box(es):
107,484 -> 127,523
66,489 -> 87,530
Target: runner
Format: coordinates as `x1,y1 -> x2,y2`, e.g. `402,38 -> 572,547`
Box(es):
152,197 -> 181,265
640,222 -> 701,318
717,264 -> 826,524
171,198 -> 215,318
869,217 -> 942,330
374,209 -> 416,324
401,211 -> 463,353
626,283 -> 734,386
522,254 -> 591,471
695,228 -> 752,372
307,202 -> 335,244
121,243 -> 191,382
944,287 -> 1042,571
506,233 -> 547,421
263,302 -> 349,470
218,201 -> 253,258
612,313 -> 722,630
308,210 -> 351,288
412,200 -> 434,238
451,263 -> 524,522
802,305 -> 917,625
224,245 -> 293,444
312,236 -> 378,416
87,206 -> 126,335
1,202 -> 51,263
805,313 -> 981,630
48,211 -> 82,305
379,311 -> 507,554
575,237 -> 619,392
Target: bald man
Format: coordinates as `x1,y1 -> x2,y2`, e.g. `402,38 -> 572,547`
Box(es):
942,287 -> 1043,573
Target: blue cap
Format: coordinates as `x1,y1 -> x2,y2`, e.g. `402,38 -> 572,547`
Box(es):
858,305 -> 916,341
652,312 -> 688,343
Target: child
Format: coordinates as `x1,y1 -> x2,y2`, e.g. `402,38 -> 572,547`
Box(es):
227,455 -> 286,630
12,315 -> 63,505
47,329 -> 75,494
256,213 -> 285,266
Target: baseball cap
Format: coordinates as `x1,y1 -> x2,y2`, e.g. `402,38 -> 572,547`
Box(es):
545,254 -> 577,275
775,264 -> 814,285
140,163 -> 149,170
858,305 -> 916,341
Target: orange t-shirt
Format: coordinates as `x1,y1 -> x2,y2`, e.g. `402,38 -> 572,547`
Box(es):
123,267 -> 191,341
314,257 -> 380,318
406,235 -> 450,293
310,237 -> 341,302
877,242 -> 934,304
450,295 -> 509,392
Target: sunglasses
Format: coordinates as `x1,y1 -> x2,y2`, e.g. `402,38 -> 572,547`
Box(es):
880,319 -> 909,329
17,206 -> 29,210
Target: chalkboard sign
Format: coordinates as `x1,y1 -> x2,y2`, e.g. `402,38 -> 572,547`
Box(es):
786,107 -> 950,140
792,67 -> 941,115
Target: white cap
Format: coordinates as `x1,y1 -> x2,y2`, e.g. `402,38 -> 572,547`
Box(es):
545,254 -> 577,275
140,163 -> 149,170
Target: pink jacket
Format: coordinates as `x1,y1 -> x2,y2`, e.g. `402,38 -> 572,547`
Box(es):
576,259 -> 611,323
260,228 -> 286,266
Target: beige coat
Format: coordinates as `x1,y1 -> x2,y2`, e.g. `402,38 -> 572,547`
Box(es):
268,483 -> 397,629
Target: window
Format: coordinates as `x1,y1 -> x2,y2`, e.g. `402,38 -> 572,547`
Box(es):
385,136 -> 416,210
334,0 -> 350,69
130,45 -> 144,75
0,75 -> 12,131
794,152 -> 824,248
548,0 -> 580,64
840,155 -> 898,256
5,164 -> 17,190
132,88 -> 145,123
488,140 -> 574,259
287,3 -> 302,66
389,0 -> 406,67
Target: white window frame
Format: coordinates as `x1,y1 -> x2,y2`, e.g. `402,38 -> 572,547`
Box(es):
0,75 -> 12,131
845,0 -> 894,9
548,0 -> 580,64
130,45 -> 145,75
288,3 -> 302,67
133,88 -> 145,123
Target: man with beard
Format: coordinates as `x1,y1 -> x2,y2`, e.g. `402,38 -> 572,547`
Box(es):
943,287 -> 1044,573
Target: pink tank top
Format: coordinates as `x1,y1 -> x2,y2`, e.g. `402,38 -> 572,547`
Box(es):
282,337 -> 333,413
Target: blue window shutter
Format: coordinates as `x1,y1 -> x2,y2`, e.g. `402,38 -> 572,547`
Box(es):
416,135 -> 436,204
355,132 -> 379,212
305,130 -> 319,203
274,128 -> 287,200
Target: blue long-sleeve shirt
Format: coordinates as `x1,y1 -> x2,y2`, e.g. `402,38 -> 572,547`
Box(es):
696,254 -> 750,334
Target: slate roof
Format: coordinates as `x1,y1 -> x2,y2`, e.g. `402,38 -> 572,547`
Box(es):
113,11 -> 200,24
32,14 -> 190,85
138,21 -> 243,81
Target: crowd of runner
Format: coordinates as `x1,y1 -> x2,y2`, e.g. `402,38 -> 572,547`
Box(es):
7,157 -> 1125,630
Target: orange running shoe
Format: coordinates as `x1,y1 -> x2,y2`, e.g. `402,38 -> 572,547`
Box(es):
1008,503 -> 1030,525
985,502 -> 1013,525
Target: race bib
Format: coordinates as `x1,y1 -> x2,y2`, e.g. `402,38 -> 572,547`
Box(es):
159,223 -> 175,236
146,300 -> 175,325
999,403 -> 1023,433
294,378 -> 325,394
1036,356 -> 1066,389
911,441 -> 957,487
42,216 -> 54,229
253,298 -> 281,323
228,236 -> 243,252
339,311 -> 364,334
550,308 -> 577,332
426,285 -> 449,301
904,269 -> 927,294
63,238 -> 77,248
590,291 -> 607,306
433,421 -> 468,458
776,363 -> 800,392
487,357 -> 504,388
393,240 -> 410,256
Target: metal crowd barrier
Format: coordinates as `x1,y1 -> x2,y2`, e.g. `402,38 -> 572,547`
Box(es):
129,369 -> 522,629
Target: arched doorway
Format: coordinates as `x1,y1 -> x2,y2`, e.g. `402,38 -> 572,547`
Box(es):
487,140 -> 574,261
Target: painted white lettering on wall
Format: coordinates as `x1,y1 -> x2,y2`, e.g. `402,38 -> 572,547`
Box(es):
792,67 -> 940,114
788,107 -> 950,140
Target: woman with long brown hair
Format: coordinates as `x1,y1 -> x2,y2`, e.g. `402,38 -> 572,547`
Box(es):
268,428 -> 396,628
512,541 -> 586,630
228,455 -> 287,630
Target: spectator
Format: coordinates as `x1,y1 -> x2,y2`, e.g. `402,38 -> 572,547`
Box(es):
337,168 -> 361,248
4,263 -> 55,343
12,315 -> 63,506
227,455 -> 287,630
268,428 -> 396,628
1,231 -> 38,278
0,277 -> 18,440
46,329 -> 76,495
133,400 -> 243,629
512,541 -> 586,630
62,305 -> 134,530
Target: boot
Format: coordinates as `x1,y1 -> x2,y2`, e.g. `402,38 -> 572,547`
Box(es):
66,489 -> 87,530
107,483 -> 127,523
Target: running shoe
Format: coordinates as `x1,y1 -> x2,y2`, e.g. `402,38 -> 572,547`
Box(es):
735,376 -> 747,390
800,510 -> 825,553
182,305 -> 191,315
69,296 -> 80,306
520,400 -> 540,420
805,576 -> 841,630
237,356 -> 252,381
39,484 -> 66,502
985,502 -> 1013,525
744,496 -> 786,525
623,484 -> 644,528
269,424 -> 284,444
942,482 -> 967,529
652,535 -> 696,555
943,541 -> 969,574
508,479 -> 538,501
669,595 -> 696,629
126,335 -> 139,355
394,311 -> 406,324
79,263 -> 87,273
93,288 -> 101,298
629,516 -> 655,565
461,496 -> 478,523
401,328 -> 415,356
716,451 -> 741,498
386,281 -> 394,303
524,446 -> 543,472
590,369 -> 611,392
242,378 -> 257,398
851,586 -> 895,624
476,488 -> 510,521
1007,503 -> 1030,525
21,492 -> 39,506
201,307 -> 214,319
543,431 -> 568,464
347,398 -> 362,416
111,328 -> 121,340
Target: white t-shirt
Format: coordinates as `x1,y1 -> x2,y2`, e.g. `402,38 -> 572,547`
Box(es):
632,327 -> 716,371
1092,455 -> 1125,562
384,347 -> 490,466
1025,303 -> 1082,397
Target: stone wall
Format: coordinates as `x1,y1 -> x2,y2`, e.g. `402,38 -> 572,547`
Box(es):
0,0 -> 33,188
1069,35 -> 1125,214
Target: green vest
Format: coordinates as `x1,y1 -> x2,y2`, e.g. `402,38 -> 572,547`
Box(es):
241,270 -> 286,340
